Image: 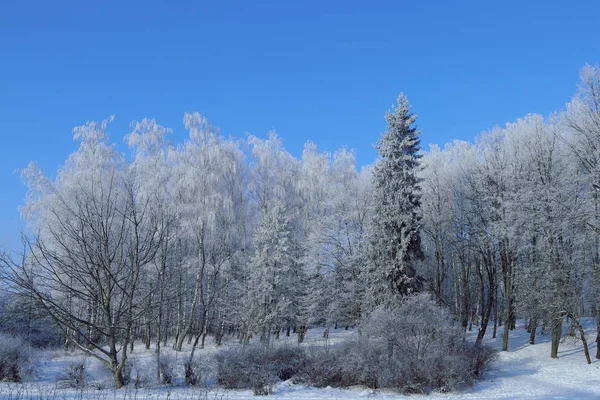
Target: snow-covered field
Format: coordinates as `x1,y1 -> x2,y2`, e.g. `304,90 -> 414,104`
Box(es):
1,320 -> 599,399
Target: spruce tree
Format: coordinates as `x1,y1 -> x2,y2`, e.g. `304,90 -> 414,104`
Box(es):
366,93 -> 424,304
246,201 -> 295,340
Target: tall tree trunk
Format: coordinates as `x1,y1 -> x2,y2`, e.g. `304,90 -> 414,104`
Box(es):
596,312 -> 600,359
570,314 -> 591,364
550,316 -> 563,358
529,317 -> 538,345
476,257 -> 494,346
501,239 -> 512,352
492,277 -> 498,339
297,324 -> 307,344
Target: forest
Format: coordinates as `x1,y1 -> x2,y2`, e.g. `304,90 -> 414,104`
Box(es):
1,64 -> 600,396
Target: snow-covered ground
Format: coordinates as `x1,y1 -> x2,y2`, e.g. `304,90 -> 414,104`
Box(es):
1,320 -> 599,399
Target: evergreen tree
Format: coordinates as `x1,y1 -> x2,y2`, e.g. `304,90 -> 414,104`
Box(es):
246,201 -> 295,340
366,93 -> 424,304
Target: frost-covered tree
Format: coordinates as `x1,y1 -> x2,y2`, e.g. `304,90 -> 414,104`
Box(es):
8,118 -> 164,388
563,64 -> 600,359
245,201 -> 295,341
246,132 -> 304,340
125,118 -> 181,382
171,113 -> 246,355
365,93 -> 424,305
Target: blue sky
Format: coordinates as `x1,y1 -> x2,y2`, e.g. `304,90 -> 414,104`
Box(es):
1,0 -> 600,251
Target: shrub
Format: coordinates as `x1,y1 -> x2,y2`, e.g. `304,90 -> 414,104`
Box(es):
295,346 -> 345,388
61,359 -> 87,388
339,339 -> 384,389
294,341 -> 382,389
0,334 -> 33,382
216,294 -> 495,394
158,355 -> 175,385
217,346 -> 277,395
184,360 -> 202,386
363,293 -> 496,393
297,294 -> 496,393
216,345 -> 306,395
269,346 -> 306,381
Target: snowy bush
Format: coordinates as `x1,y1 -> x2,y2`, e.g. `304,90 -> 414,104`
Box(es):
61,359 -> 88,388
158,355 -> 175,385
295,294 -> 495,393
340,340 -> 384,388
363,293 -> 495,392
216,345 -> 306,395
295,346 -> 344,388
269,346 -> 306,381
214,295 -> 494,394
184,360 -> 202,386
0,334 -> 33,382
294,341 -> 382,388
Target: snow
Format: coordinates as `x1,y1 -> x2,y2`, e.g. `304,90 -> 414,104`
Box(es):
1,320 -> 599,399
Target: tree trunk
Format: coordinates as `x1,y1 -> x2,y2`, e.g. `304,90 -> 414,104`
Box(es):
492,279 -> 498,339
297,324 -> 307,344
476,288 -> 494,345
112,367 -> 125,389
570,315 -> 591,364
215,319 -> 225,347
185,334 -> 202,385
529,317 -> 537,345
145,322 -> 151,350
596,313 -> 600,359
501,239 -> 512,352
550,316 -> 563,358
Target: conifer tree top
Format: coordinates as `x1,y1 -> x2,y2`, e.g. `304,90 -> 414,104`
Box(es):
376,93 -> 421,163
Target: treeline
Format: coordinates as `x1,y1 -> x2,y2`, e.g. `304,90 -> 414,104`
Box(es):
1,112 -> 374,387
1,64 -> 599,388
419,64 -> 600,362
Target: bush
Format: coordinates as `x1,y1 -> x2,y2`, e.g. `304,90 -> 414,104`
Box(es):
363,293 -> 496,393
297,294 -> 496,393
269,346 -> 306,381
293,341 -> 382,389
216,345 -> 306,395
340,340 -> 384,389
216,294 -> 495,395
0,334 -> 33,382
61,359 -> 87,388
184,360 -> 202,386
158,355 -> 175,385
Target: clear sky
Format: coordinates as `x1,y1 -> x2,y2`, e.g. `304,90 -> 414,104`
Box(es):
1,0 -> 600,251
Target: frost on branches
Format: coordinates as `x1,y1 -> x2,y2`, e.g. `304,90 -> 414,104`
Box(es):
366,93 -> 424,305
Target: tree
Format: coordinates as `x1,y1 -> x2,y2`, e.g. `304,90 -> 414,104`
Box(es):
365,93 -> 424,306
170,113 -> 246,358
563,64 -> 600,359
125,117 -> 181,382
5,118 -> 164,388
245,201 -> 295,341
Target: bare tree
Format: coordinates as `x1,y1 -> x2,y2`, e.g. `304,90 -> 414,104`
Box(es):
4,120 -> 164,388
